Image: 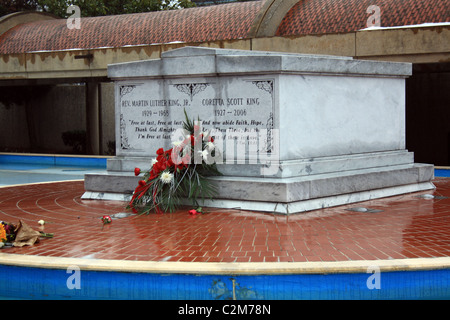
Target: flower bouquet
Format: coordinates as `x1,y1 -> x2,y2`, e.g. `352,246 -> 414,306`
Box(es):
127,110 -> 221,214
1,220 -> 53,248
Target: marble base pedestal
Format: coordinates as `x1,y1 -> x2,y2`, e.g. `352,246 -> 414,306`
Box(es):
83,153 -> 435,215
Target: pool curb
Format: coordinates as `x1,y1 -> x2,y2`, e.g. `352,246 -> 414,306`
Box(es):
0,179 -> 84,189
1,253 -> 449,275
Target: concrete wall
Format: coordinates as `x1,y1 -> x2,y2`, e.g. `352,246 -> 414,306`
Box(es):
1,25 -> 448,81
406,63 -> 450,166
0,83 -> 115,154
100,82 -> 115,155
0,99 -> 29,151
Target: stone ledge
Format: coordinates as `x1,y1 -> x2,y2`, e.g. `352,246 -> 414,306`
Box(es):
83,163 -> 435,214
107,46 -> 412,79
107,150 -> 415,178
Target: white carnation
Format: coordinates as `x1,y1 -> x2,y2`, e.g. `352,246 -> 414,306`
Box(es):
160,171 -> 173,184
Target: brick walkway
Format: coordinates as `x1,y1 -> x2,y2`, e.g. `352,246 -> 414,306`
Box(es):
1,178 -> 450,263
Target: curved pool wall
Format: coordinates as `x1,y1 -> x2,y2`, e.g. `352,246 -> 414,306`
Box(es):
1,156 -> 449,300
1,254 -> 449,300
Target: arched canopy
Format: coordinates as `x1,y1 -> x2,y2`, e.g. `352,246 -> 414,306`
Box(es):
0,1 -> 264,54
276,0 -> 450,36
0,0 -> 449,55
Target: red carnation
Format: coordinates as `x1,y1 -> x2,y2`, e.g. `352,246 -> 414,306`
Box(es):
189,208 -> 203,215
156,148 -> 164,155
167,156 -> 175,168
134,168 -> 141,176
138,180 -> 146,187
101,215 -> 112,224
149,171 -> 157,180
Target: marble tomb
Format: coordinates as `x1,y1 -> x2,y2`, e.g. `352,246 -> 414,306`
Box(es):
83,47 -> 435,214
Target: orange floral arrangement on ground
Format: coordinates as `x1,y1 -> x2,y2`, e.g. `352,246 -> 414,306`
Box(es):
0,223 -> 6,243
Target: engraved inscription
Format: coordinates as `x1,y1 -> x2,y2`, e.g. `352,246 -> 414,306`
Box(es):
118,77 -> 275,158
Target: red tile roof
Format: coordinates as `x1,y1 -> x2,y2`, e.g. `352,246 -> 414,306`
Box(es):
0,1 -> 263,54
276,0 -> 449,36
0,0 -> 448,54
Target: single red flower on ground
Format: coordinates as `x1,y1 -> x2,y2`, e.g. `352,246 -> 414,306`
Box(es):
101,215 -> 112,224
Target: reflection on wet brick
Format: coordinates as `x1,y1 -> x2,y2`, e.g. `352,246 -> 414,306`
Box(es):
1,178 -> 450,262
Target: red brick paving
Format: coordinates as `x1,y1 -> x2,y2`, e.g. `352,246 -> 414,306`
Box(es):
1,178 -> 450,262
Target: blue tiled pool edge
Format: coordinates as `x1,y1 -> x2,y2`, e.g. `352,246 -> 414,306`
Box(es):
435,169 -> 450,177
0,153 -> 108,187
1,254 -> 449,300
1,264 -> 449,300
0,153 -> 108,168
